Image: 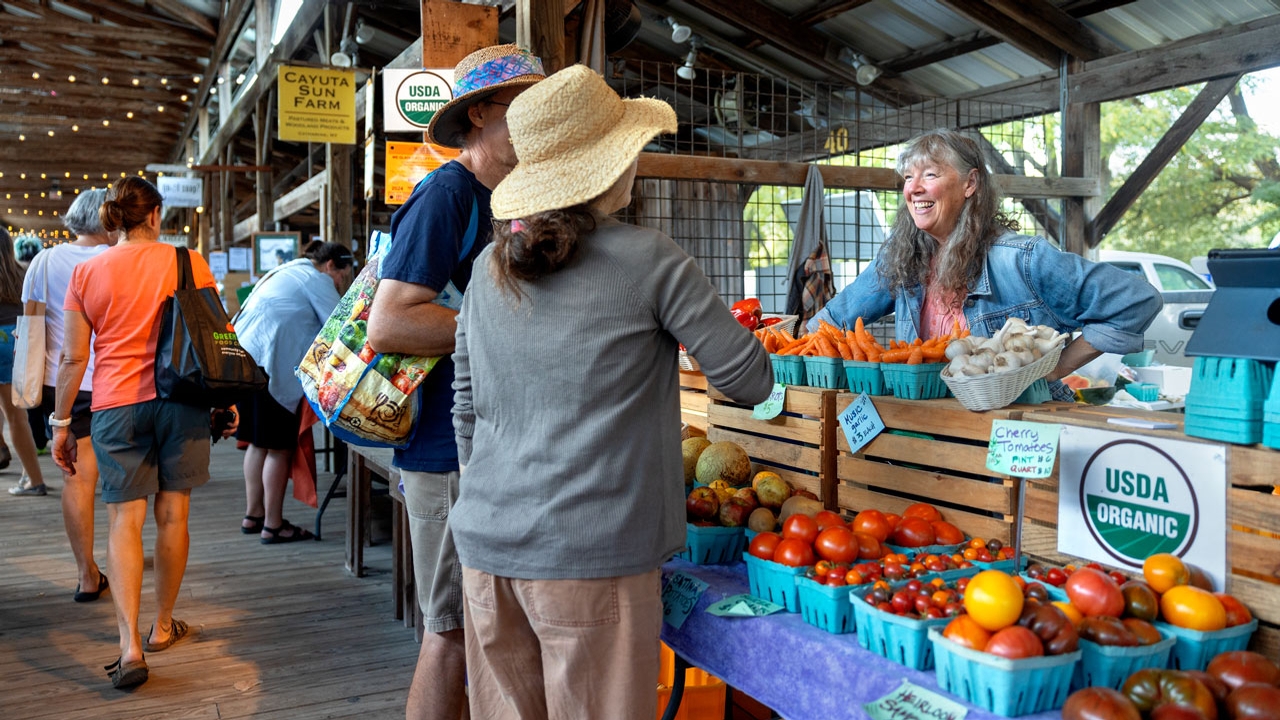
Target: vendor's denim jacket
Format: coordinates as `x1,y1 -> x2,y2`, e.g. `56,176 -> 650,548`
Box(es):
810,232 -> 1163,355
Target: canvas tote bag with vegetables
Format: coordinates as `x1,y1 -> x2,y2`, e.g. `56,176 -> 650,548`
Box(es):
296,197 -> 478,448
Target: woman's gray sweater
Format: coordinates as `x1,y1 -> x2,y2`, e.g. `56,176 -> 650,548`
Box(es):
451,215 -> 772,580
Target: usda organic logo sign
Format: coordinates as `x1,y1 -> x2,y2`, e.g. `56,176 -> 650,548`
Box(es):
394,70 -> 451,128
1078,439 -> 1198,567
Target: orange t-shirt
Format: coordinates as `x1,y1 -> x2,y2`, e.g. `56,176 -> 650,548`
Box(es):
65,242 -> 217,411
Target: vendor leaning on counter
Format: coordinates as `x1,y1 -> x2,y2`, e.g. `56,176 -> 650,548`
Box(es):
808,129 -> 1163,401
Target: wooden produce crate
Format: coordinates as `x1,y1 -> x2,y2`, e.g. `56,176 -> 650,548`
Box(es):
706,386 -> 837,504
832,394 -> 1043,545
680,371 -> 709,436
1017,407 -> 1280,658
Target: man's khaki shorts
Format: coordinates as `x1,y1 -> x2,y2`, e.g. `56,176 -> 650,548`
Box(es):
400,469 -> 464,633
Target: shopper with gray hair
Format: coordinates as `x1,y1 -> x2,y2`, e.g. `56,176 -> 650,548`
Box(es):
15,188 -> 117,604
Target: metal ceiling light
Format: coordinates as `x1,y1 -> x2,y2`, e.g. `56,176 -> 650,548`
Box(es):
676,45 -> 698,80
856,62 -> 881,85
668,17 -> 692,44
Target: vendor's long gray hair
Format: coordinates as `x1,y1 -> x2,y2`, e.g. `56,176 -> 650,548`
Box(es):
876,129 -> 1019,298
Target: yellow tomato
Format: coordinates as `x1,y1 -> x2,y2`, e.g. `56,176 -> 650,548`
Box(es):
1143,553 -> 1190,594
962,570 -> 1025,631
1052,600 -> 1085,627
1159,585 -> 1227,631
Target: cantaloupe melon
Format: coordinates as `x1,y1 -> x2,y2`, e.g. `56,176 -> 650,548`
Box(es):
694,441 -> 751,487
681,437 -> 712,486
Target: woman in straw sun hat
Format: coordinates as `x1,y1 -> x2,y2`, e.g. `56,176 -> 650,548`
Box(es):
449,64 -> 773,719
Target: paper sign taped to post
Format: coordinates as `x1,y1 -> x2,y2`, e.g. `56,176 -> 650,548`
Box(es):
986,420 -> 1061,478
661,572 -> 708,630
752,383 -> 786,419
864,679 -> 968,720
838,393 -> 885,455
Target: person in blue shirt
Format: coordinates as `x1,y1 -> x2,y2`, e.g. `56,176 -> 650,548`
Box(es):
233,241 -> 352,543
809,129 -> 1162,399
365,44 -> 543,720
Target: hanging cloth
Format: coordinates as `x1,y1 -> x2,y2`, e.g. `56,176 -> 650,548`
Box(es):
577,0 -> 607,74
786,165 -> 833,327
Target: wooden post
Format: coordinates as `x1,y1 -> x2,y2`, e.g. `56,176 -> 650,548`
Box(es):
516,0 -> 564,72
421,0 -> 500,66
254,0 -> 272,71
254,91 -> 274,232
326,144 -> 352,247
220,146 -> 234,252
1061,58 -> 1099,257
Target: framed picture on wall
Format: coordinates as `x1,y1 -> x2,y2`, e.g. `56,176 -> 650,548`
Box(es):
253,231 -> 301,275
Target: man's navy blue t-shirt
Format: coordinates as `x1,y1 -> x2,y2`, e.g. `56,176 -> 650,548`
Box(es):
383,161 -> 492,473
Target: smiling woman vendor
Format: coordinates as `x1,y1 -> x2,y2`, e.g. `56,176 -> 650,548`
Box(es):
808,129 -> 1162,400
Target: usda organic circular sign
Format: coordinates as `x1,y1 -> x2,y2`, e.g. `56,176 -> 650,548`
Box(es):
1078,439 -> 1198,567
394,70 -> 452,128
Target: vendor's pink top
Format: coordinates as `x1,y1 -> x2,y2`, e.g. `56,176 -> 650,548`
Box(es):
66,242 -> 216,411
921,283 -> 968,340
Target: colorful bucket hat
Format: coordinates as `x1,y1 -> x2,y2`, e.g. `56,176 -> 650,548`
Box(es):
425,44 -> 545,148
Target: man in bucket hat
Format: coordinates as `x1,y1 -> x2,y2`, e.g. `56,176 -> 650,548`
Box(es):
366,43 -> 543,720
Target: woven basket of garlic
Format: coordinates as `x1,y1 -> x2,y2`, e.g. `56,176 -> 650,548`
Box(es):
940,318 -> 1069,411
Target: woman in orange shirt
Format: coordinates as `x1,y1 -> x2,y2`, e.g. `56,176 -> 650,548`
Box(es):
51,177 -> 237,689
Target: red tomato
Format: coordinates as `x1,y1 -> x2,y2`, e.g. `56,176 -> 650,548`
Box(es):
1226,684 -> 1280,720
853,531 -> 884,560
781,514 -> 819,545
902,502 -> 943,522
931,520 -> 965,545
890,517 -> 937,548
984,626 -> 1045,659
1207,651 -> 1280,691
1065,567 -> 1126,618
813,510 -> 845,532
813,526 -> 859,564
747,532 -> 781,561
852,510 -> 892,543
1062,687 -> 1142,720
1214,593 -> 1254,628
772,538 -> 815,568
883,513 -> 902,529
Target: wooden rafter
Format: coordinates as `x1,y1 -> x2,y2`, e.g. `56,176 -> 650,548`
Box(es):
2,16 -> 211,47
147,0 -> 217,36
1088,74 -> 1243,246
793,0 -> 874,27
981,0 -> 1121,60
933,0 -> 1063,67
678,0 -> 927,104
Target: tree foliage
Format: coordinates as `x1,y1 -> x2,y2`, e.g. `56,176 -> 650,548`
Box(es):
1100,78 -> 1280,259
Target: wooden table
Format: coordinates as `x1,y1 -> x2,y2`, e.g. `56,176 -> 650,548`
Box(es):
345,445 -> 421,634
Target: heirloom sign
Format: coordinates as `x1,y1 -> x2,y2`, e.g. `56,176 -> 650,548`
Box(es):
382,68 -> 453,133
1058,426 -> 1227,589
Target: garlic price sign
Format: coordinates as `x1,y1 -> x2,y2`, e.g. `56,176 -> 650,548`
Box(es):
1057,426 -> 1226,589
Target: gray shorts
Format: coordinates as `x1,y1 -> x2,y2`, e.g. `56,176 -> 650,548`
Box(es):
401,469 -> 464,633
91,399 -> 211,503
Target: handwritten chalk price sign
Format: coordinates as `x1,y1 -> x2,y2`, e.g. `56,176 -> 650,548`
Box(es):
838,393 -> 885,455
986,420 -> 1061,478
864,679 -> 968,720
752,383 -> 787,420
661,572 -> 708,630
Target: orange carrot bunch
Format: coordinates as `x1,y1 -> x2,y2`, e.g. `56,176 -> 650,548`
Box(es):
753,325 -> 796,354
879,319 -> 970,364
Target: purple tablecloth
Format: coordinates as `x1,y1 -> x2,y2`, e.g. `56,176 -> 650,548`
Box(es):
660,558 -> 1062,720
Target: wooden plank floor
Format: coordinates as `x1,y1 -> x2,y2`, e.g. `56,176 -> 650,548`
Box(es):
0,437 -> 417,719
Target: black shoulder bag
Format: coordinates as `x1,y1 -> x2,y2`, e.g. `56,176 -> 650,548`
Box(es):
154,246 -> 267,408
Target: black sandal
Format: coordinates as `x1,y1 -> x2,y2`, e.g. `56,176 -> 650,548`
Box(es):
105,656 -> 148,689
261,520 -> 315,545
241,515 -> 265,534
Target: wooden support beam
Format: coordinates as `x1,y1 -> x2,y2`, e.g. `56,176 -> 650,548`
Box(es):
233,169 -> 329,242
975,135 -> 1061,244
421,1 -> 499,66
147,0 -> 217,36
794,0 -> 874,27
326,144 -> 353,245
1088,74 -> 1242,247
679,0 -> 925,104
934,0 -> 1062,68
2,17 -> 211,47
1062,57 -> 1099,256
981,0 -> 1121,60
516,0 -> 566,72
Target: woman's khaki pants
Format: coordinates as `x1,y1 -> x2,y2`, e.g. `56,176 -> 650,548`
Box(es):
462,566 -> 663,720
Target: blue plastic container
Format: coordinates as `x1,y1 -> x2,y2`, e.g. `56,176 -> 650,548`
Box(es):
678,524 -> 747,565
796,576 -> 856,634
804,356 -> 848,389
1122,350 -> 1156,367
770,354 -> 805,386
1155,618 -> 1258,671
744,553 -> 804,612
1019,574 -> 1068,602
843,360 -> 887,395
1183,413 -> 1264,445
881,362 -> 949,400
1014,378 -> 1051,405
1071,635 -> 1176,691
852,595 -> 951,670
1127,382 -> 1161,402
1265,416 -> 1280,451
1184,357 -> 1273,444
929,629 -> 1081,717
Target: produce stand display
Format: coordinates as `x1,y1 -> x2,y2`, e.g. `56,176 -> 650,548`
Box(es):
680,371 -> 710,436
705,385 -> 836,501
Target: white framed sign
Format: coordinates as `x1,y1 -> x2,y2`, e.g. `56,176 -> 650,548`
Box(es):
382,68 -> 453,132
158,177 -> 203,208
1058,426 -> 1227,589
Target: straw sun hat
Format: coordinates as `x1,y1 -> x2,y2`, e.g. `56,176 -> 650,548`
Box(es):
426,44 -> 546,148
491,64 -> 677,220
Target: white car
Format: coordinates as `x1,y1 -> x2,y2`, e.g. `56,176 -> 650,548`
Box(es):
1098,251 -> 1214,367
